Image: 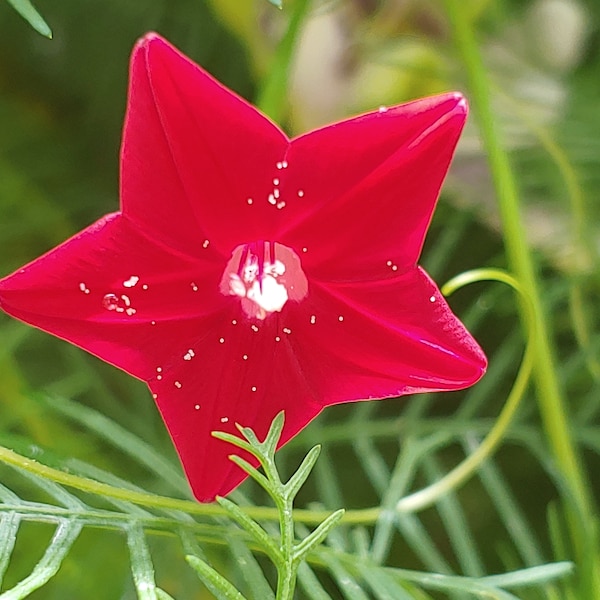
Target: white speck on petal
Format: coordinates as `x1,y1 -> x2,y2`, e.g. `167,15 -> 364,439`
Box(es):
430,295 -> 436,303
156,367 -> 163,373
378,105 -> 388,113
219,337 -> 225,344
202,239 -> 210,248
232,319 -> 237,325
242,354 -> 248,360
302,247 -> 308,253
142,284 -> 149,290
282,161 -> 288,168
297,190 -> 304,197
174,381 -> 182,389
268,193 -> 276,205
276,201 -> 286,209
275,336 -> 281,342
220,416 -> 229,423
191,283 -> 199,291
194,404 -> 200,410
151,320 -> 156,326
283,327 -> 291,334
273,178 -> 279,185
247,198 -> 253,205
251,324 -> 259,332
251,386 -> 257,392
310,315 -> 316,324
338,316 -> 344,322
123,276 -> 139,288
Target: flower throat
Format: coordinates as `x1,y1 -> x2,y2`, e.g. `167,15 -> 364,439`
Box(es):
220,241 -> 308,320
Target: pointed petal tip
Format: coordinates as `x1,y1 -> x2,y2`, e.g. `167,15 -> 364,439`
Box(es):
135,31 -> 164,49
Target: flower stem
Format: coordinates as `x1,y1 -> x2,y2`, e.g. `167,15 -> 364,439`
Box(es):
442,0 -> 598,591
256,0 -> 312,122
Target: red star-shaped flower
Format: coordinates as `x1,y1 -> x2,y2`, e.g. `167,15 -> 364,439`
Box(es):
0,34 -> 486,502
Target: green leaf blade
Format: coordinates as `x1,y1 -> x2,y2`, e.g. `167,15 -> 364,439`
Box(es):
5,0 -> 52,38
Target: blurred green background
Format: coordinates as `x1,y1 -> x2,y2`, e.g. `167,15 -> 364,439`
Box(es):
1,0 -> 599,598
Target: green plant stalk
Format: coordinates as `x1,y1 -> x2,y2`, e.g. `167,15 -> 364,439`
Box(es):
442,0 -> 598,588
256,0 -> 312,122
248,440 -> 297,600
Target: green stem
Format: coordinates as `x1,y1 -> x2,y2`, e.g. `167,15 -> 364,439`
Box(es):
256,0 -> 312,122
397,269 -> 533,512
259,449 -> 297,600
0,443 -> 381,524
442,0 -> 598,590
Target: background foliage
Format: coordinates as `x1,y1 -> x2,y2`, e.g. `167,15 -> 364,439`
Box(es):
0,0 -> 599,598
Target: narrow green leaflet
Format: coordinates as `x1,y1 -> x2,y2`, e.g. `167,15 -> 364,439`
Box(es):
267,0 -> 283,7
5,0 -> 52,38
186,555 -> 247,600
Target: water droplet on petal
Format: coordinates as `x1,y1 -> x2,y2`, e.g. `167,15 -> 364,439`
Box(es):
102,294 -> 119,311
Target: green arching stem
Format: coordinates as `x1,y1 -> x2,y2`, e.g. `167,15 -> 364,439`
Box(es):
397,269 -> 533,512
256,0 -> 312,122
442,0 -> 598,588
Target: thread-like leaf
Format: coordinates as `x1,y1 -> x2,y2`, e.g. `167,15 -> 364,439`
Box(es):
5,0 -> 51,37
186,555 -> 247,600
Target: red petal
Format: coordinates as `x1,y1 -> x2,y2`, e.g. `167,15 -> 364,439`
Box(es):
148,314 -> 322,502
0,214 -> 224,381
124,34 -> 289,257
277,93 -> 467,281
286,267 -> 486,403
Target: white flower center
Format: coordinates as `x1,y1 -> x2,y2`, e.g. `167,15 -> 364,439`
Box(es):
220,242 -> 308,320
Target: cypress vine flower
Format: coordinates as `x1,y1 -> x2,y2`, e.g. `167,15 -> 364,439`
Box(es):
0,34 -> 486,502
